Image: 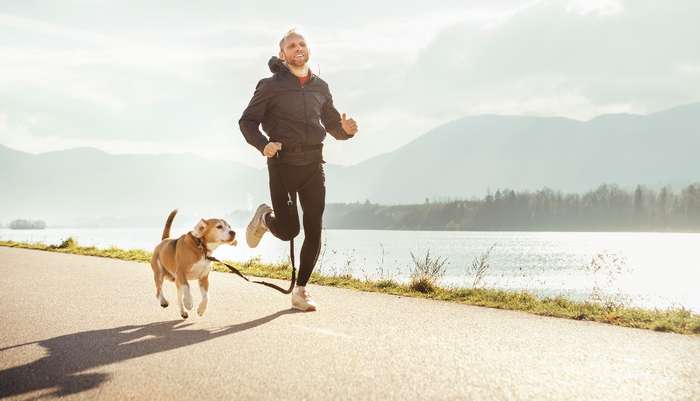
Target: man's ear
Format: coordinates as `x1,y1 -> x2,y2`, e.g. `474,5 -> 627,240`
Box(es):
193,219 -> 207,238
279,50 -> 285,61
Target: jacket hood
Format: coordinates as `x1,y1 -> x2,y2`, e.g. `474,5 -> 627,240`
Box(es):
268,56 -> 288,74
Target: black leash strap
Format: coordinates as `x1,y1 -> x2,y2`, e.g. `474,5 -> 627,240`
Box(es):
204,186 -> 300,295
206,255 -> 296,294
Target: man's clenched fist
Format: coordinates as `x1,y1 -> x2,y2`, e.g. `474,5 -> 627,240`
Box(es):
341,113 -> 358,136
263,142 -> 282,158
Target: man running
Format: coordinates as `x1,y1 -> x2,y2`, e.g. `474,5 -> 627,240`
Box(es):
239,30 -> 358,311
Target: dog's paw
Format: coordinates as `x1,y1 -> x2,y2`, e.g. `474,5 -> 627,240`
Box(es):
160,299 -> 169,308
183,296 -> 193,311
181,311 -> 189,319
197,303 -> 207,317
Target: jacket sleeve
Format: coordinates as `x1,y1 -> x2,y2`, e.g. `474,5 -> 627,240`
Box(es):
320,88 -> 352,140
239,79 -> 271,154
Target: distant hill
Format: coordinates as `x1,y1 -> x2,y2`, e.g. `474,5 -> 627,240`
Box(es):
0,145 -> 266,226
1,102 -> 699,226
326,102 -> 700,204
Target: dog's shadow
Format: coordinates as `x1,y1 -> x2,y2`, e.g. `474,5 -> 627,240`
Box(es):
0,309 -> 298,399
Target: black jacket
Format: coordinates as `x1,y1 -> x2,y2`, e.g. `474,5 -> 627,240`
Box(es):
239,57 -> 352,165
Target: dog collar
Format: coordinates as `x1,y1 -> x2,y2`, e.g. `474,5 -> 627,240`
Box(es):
187,232 -> 209,257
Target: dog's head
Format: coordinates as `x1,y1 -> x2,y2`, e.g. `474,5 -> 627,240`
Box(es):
192,218 -> 237,249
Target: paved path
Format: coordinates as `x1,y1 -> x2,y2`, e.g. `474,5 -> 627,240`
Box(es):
0,247 -> 698,400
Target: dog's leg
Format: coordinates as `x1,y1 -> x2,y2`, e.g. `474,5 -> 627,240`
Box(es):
197,276 -> 209,317
151,255 -> 169,308
176,270 -> 193,319
156,263 -> 170,308
157,269 -> 169,308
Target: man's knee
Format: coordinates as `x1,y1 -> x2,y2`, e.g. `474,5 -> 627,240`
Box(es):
276,224 -> 300,241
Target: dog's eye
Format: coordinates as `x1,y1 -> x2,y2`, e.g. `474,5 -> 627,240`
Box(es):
216,224 -> 223,229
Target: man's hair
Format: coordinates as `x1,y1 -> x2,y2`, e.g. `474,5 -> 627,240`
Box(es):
279,29 -> 304,50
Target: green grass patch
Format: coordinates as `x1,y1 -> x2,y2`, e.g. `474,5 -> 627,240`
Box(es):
2,238 -> 699,335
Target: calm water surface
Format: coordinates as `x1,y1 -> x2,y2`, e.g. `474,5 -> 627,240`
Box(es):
1,228 -> 697,311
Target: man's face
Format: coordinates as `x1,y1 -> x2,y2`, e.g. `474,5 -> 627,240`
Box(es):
279,35 -> 309,67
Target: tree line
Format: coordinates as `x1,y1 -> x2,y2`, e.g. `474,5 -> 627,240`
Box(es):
323,183 -> 700,231
7,219 -> 47,230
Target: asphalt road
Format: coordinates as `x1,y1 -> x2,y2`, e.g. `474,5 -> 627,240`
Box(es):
0,246 -> 698,401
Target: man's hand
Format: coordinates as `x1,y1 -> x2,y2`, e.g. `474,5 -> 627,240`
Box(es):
341,113 -> 358,136
263,142 -> 282,158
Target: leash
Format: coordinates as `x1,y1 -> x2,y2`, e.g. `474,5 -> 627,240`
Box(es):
206,255 -> 296,294
186,231 -> 297,294
210,182 -> 301,294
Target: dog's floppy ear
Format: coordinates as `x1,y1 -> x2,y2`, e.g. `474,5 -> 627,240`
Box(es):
192,219 -> 207,238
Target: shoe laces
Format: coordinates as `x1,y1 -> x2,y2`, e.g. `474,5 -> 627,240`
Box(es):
296,288 -> 312,300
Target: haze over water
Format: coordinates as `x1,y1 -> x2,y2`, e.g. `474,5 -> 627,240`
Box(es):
2,228 -> 698,312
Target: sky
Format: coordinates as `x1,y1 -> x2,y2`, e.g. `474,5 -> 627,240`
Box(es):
1,0 -> 699,167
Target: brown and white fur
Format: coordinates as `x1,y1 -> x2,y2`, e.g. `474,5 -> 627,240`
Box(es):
151,209 -> 237,318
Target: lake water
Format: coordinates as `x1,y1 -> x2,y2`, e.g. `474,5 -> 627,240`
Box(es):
1,228 -> 698,312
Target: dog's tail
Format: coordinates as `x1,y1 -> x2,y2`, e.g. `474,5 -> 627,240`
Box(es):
162,209 -> 178,240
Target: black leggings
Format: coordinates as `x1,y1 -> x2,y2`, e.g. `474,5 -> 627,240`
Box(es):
264,162 -> 325,287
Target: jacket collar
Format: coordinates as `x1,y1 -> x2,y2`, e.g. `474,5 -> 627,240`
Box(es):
268,56 -> 315,82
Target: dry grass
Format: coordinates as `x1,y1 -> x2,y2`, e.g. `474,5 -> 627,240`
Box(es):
408,250 -> 448,293
466,244 -> 495,288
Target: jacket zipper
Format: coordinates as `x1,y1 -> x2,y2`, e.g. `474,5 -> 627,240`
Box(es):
301,78 -> 308,146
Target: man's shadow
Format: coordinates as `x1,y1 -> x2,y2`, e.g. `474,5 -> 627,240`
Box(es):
0,309 -> 298,398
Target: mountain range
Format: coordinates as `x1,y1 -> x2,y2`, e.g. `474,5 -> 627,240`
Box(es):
1,102 -> 698,226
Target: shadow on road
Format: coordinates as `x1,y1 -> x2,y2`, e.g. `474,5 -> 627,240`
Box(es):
0,309 -> 298,399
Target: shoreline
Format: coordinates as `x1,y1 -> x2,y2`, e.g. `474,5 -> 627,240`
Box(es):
1,239 -> 698,335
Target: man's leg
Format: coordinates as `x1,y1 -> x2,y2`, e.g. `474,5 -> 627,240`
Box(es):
297,163 -> 325,286
289,163 -> 324,311
264,164 -> 300,241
